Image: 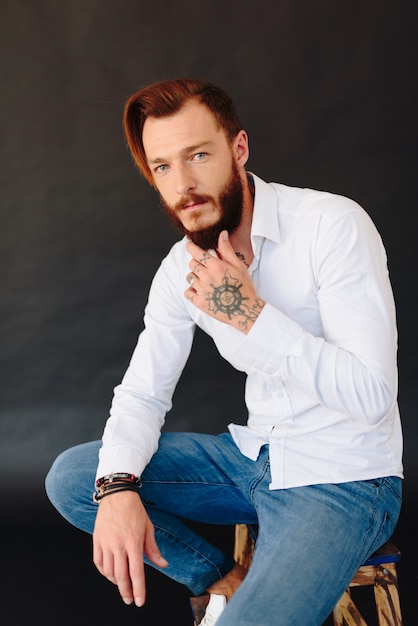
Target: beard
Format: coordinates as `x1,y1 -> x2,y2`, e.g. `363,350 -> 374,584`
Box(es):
159,160 -> 244,250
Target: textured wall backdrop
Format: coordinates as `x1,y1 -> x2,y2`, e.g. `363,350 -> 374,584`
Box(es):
1,2 -> 417,625
1,0 -> 416,488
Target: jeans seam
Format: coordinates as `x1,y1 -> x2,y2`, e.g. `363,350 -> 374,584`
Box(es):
142,479 -> 235,487
153,523 -> 225,572
248,458 -> 270,505
153,523 -> 234,595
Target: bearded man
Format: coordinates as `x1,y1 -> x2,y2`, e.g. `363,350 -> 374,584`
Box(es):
46,78 -> 403,626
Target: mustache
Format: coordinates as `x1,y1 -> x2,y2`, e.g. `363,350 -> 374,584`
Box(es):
172,193 -> 213,212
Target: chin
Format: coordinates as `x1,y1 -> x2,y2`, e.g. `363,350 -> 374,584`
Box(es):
186,222 -> 230,250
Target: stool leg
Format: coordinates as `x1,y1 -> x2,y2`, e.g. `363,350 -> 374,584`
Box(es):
333,589 -> 368,626
374,563 -> 402,625
233,524 -> 254,569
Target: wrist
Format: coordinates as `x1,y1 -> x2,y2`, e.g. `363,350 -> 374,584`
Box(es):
93,473 -> 142,503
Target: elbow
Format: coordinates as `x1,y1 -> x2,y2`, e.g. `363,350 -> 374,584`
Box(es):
356,379 -> 396,425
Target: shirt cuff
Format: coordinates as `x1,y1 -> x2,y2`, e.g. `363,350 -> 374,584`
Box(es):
95,445 -> 149,483
234,302 -> 304,374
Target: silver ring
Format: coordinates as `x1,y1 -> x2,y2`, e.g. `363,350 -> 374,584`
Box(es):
188,274 -> 195,286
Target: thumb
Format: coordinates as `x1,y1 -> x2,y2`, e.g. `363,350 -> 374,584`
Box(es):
144,526 -> 168,569
217,230 -> 239,264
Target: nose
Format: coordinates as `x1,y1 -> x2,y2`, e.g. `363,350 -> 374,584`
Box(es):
175,164 -> 196,196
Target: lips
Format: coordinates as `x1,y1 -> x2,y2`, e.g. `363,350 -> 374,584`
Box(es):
183,201 -> 205,211
176,194 -> 211,212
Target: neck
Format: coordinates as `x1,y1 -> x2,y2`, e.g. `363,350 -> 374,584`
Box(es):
229,172 -> 255,266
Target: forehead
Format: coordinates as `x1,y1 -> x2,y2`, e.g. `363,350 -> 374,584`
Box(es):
142,99 -> 226,160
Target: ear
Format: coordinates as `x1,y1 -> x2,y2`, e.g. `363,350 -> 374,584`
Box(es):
232,130 -> 249,168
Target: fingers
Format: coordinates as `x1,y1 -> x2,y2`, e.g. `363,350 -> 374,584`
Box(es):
116,524 -> 167,607
186,231 -> 241,272
94,538 -> 147,606
92,493 -> 166,608
215,230 -> 236,263
92,512 -> 168,608
115,552 -> 143,606
120,550 -> 146,607
94,539 -> 136,605
185,243 -> 215,267
186,272 -> 196,287
185,230 -> 241,297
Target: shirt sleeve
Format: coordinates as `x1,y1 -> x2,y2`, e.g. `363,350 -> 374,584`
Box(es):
96,251 -> 195,480
234,207 -> 398,424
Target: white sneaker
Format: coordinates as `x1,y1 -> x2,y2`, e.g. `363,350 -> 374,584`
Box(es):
199,594 -> 227,626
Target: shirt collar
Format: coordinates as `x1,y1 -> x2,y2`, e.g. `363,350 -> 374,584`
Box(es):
248,172 -> 281,246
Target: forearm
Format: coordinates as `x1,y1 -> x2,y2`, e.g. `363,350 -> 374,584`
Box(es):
96,386 -> 165,481
237,302 -> 398,424
97,262 -> 195,480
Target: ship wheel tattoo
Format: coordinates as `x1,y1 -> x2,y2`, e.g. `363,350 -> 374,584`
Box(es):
206,269 -> 264,330
206,269 -> 248,319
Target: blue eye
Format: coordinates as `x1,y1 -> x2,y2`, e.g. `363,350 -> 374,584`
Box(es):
194,152 -> 207,161
156,164 -> 169,173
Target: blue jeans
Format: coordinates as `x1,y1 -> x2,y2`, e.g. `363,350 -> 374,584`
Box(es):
45,432 -> 401,625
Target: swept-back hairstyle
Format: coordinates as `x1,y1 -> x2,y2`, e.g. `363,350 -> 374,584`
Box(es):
123,78 -> 242,185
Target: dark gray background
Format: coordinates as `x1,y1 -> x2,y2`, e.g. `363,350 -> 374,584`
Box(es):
1,1 -> 417,624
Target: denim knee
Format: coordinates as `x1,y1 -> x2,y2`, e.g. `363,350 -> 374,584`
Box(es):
45,441 -> 101,533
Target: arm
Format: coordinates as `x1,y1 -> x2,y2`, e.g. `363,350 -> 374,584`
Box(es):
250,209 -> 397,423
97,248 -> 196,480
185,212 -> 398,424
93,248 -> 195,604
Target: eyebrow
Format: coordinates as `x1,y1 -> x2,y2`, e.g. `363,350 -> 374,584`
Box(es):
147,141 -> 214,165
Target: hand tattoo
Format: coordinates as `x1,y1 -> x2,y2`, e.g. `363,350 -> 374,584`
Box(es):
198,252 -> 211,265
206,268 -> 264,331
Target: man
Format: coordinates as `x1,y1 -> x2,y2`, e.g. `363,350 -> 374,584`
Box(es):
46,78 -> 403,625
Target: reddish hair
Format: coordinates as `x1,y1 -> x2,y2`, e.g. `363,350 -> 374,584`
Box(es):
123,78 -> 242,185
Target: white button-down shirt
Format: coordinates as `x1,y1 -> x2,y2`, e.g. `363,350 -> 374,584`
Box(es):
97,174 -> 403,489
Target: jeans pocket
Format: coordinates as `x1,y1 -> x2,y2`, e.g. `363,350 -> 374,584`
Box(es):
377,477 -> 402,543
381,476 -> 402,504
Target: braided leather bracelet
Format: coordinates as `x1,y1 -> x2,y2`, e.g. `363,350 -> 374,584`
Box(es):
93,473 -> 142,503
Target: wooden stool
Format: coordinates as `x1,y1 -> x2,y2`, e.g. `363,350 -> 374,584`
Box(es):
234,524 -> 402,626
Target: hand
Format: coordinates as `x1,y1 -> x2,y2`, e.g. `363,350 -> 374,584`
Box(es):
93,491 -> 168,607
185,230 -> 265,334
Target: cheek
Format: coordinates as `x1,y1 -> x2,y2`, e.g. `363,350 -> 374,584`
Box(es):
156,184 -> 176,209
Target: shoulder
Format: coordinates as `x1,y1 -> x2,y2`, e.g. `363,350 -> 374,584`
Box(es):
252,173 -> 366,222
271,181 -> 364,221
